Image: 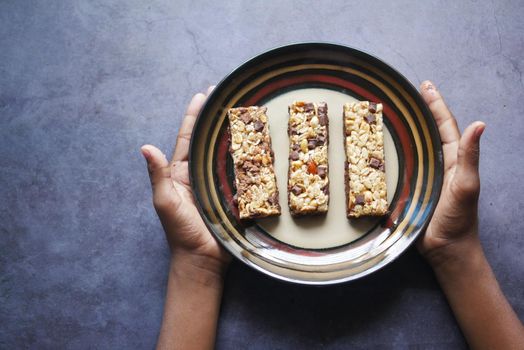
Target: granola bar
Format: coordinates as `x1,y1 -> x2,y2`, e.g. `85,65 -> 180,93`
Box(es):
228,106 -> 281,219
287,102 -> 329,216
343,101 -> 388,218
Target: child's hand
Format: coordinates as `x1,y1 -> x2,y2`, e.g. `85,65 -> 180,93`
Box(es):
141,87 -> 231,276
417,81 -> 486,265
417,81 -> 524,349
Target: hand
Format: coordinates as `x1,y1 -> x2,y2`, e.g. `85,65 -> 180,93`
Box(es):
417,81 -> 486,265
141,87 -> 231,276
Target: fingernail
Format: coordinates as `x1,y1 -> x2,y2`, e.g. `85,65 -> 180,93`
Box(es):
141,146 -> 151,160
422,81 -> 436,93
475,123 -> 486,138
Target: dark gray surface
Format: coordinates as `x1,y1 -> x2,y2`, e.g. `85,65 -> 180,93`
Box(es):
1,0 -> 523,349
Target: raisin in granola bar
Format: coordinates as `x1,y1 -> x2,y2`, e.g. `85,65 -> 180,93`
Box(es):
228,106 -> 281,219
343,101 -> 388,218
288,102 -> 329,216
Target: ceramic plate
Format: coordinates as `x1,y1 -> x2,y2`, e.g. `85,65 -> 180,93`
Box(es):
189,43 -> 443,284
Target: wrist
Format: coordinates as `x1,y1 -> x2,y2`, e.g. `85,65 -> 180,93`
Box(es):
170,251 -> 228,289
426,235 -> 485,273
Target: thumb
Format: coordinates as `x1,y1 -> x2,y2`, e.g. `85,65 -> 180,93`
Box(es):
452,121 -> 485,201
141,144 -> 181,215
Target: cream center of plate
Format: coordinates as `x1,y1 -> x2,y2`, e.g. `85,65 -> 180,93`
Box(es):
255,88 -> 399,249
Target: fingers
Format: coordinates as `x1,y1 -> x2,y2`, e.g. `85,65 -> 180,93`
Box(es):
420,81 -> 461,171
420,81 -> 461,144
141,144 -> 181,214
452,121 -> 485,200
206,85 -> 215,96
449,122 -> 485,206
172,92 -> 208,163
185,92 -> 207,117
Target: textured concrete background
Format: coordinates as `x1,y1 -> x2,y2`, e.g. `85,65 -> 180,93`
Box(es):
1,0 -> 523,349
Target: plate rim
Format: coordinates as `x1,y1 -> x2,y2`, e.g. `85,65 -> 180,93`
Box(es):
189,42 -> 443,285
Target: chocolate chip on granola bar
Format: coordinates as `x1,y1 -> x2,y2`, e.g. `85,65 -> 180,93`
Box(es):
368,102 -> 377,113
268,192 -> 279,205
369,157 -> 383,169
355,194 -> 365,205
307,139 -> 317,150
253,121 -> 264,132
317,105 -> 328,126
242,161 -> 259,173
304,103 -> 315,112
319,115 -> 327,126
365,114 -> 376,124
317,166 -> 327,178
291,185 -> 302,196
290,151 -> 300,161
236,186 -> 244,196
240,112 -> 251,124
